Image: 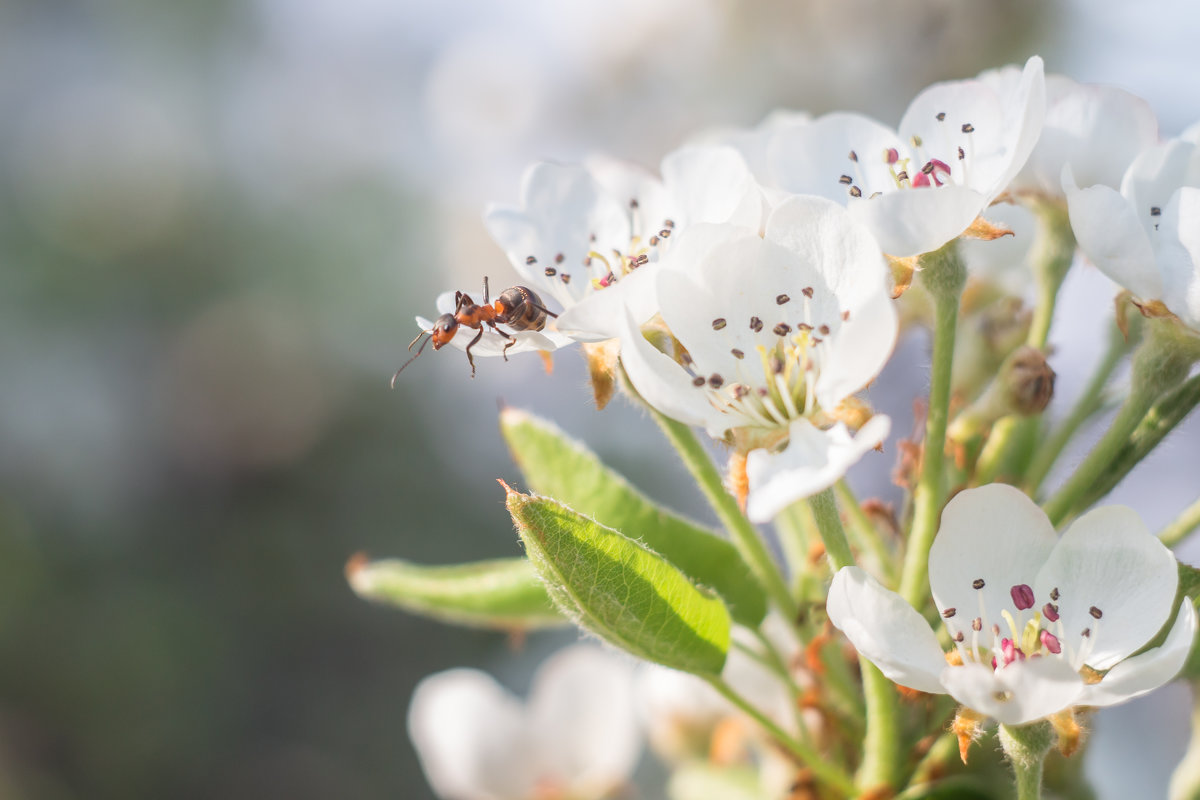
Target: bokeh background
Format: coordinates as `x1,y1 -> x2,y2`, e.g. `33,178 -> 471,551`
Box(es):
2,1 -> 1200,797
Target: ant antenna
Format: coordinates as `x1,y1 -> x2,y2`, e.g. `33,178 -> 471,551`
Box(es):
391,332 -> 433,388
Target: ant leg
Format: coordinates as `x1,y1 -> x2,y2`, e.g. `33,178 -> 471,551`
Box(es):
501,333 -> 518,362
464,327 -> 485,378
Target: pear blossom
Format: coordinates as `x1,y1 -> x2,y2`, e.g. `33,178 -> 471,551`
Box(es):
484,145 -> 765,343
1064,135 -> 1200,331
408,644 -> 642,800
766,56 -> 1044,257
1011,74 -> 1157,200
827,484 -> 1196,727
617,194 -> 896,521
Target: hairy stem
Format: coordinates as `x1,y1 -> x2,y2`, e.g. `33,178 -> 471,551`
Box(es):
899,244 -> 965,607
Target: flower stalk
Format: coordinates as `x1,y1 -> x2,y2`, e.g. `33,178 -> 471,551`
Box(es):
899,243 -> 966,607
999,722 -> 1054,800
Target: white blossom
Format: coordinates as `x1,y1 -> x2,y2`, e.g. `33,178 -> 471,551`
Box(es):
484,145 -> 765,343
827,484 -> 1195,726
618,194 -> 896,520
767,56 -> 1044,257
1065,135 -> 1200,331
408,644 -> 642,800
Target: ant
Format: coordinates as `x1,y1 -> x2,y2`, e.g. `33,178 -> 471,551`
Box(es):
392,277 -> 558,385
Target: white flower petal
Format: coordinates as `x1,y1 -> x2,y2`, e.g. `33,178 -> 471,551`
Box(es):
662,145 -> 763,230
1120,140 -> 1200,237
745,416 -> 889,523
813,284 -> 897,411
1023,76 -> 1158,196
928,485 -> 1058,625
529,645 -> 642,797
940,657 -> 1084,726
848,183 -> 986,258
1037,504 -> 1178,671
484,162 -> 630,309
408,669 -> 534,800
616,306 -> 724,433
827,567 -> 948,694
691,109 -> 812,181
767,111 -> 903,204
1155,187 -> 1200,329
1079,603 -> 1197,708
1064,165 -> 1161,300
553,265 -> 659,342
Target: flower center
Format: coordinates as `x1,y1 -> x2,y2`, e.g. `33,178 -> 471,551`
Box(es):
939,579 -> 1104,675
680,288 -> 848,429
520,199 -> 674,297
839,113 -> 977,199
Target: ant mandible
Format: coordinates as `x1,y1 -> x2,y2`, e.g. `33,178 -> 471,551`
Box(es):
391,277 -> 558,386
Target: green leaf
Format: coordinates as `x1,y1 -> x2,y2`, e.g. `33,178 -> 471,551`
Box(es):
505,483 -> 730,674
346,554 -> 565,631
500,408 -> 767,627
668,762 -> 766,800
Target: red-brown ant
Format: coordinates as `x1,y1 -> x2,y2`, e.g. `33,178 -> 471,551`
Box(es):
391,277 -> 558,385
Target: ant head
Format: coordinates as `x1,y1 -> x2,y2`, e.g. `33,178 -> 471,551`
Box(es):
430,313 -> 458,348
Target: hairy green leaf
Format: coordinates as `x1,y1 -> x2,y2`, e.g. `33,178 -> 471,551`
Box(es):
346,554 -> 565,631
505,483 -> 730,674
500,408 -> 766,627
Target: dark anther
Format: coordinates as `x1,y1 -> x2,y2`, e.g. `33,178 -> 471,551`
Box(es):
958,146 -> 965,160
849,186 -> 862,198
972,618 -> 983,632
708,374 -> 724,389
972,578 -> 986,590
848,150 -> 858,162
544,267 -> 557,277
749,316 -> 764,332
649,235 -> 659,246
561,274 -> 571,284
712,318 -> 727,330
896,170 -> 909,182
962,123 -> 975,133
659,229 -> 672,238
936,112 -> 946,121
942,607 -> 957,618
797,322 -> 813,332
1151,206 -> 1162,216
921,162 -> 935,175
629,198 -> 639,209
819,324 -> 830,335
802,287 -> 814,298
776,294 -> 790,305
731,348 -> 744,359
838,175 -> 853,185
526,255 -> 537,264
841,310 -> 850,321
692,376 -> 706,387
664,219 -> 675,228
1089,606 -> 1103,619
554,253 -> 564,264
1050,588 -> 1060,601
773,322 -> 792,337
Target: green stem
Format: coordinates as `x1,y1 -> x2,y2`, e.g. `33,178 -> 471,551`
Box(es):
1042,328 -> 1194,526
1025,320 -> 1130,494
747,628 -> 818,752
1026,200 -> 1076,351
647,408 -> 799,622
1072,371 -> 1200,516
899,245 -> 965,607
775,500 -> 817,600
835,480 -> 897,585
809,488 -> 854,570
1162,497 -> 1200,548
702,674 -> 856,796
998,722 -> 1054,800
809,488 -> 900,792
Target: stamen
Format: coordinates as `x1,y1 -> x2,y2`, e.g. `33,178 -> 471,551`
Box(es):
849,186 -> 862,198
1042,603 -> 1059,622
774,323 -> 792,337
1089,606 -> 1103,619
1010,584 -> 1035,611
776,294 -> 791,305
731,348 -> 744,359
749,316 -> 764,333
972,578 -> 986,590
712,318 -> 727,331
961,123 -> 975,133
554,253 -> 564,264
838,175 -> 853,185
545,267 -> 556,277
708,374 -> 724,389
936,112 -> 946,121
802,287 -> 814,298
942,607 -> 957,618
1050,588 -> 1059,601
692,376 -> 705,387
526,255 -> 537,265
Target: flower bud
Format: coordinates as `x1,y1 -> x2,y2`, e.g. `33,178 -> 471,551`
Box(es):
1003,345 -> 1055,416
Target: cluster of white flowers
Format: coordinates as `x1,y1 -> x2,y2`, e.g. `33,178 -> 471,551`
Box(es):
396,54 -> 1200,800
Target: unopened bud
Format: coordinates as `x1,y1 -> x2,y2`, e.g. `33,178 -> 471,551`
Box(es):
1003,346 -> 1055,415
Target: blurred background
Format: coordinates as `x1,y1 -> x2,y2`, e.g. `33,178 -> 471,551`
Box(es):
2,0 -> 1199,797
